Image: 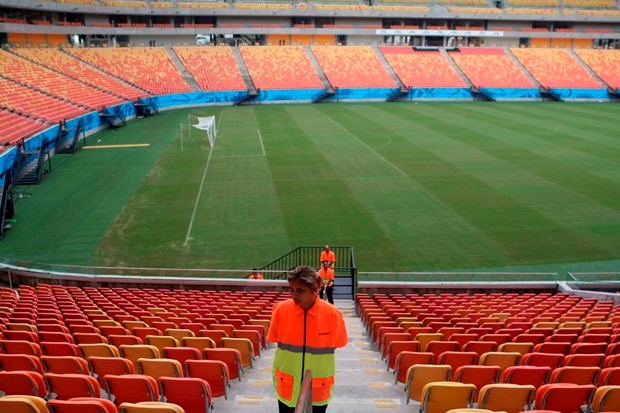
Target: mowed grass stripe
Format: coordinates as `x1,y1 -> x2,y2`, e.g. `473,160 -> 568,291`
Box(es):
190,107 -> 292,268
312,104 -> 509,270
396,104 -> 620,258
329,103 -> 610,265
253,105 -> 408,268
458,103 -> 620,174
437,104 -> 620,211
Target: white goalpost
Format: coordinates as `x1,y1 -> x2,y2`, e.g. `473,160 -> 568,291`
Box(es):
179,115 -> 218,151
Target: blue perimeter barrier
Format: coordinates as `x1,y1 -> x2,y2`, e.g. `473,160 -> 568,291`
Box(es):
408,88 -> 473,100
0,87 -> 614,176
547,88 -> 610,101
480,88 -> 541,100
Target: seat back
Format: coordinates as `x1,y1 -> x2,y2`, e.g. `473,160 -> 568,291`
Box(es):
0,370 -> 47,397
77,343 -> 120,358
119,345 -> 161,368
0,395 -> 49,413
405,364 -> 452,403
203,348 -> 242,380
181,337 -> 216,352
498,342 -> 534,356
232,330 -> 262,357
550,366 -> 600,385
394,351 -> 434,384
145,336 -> 179,353
41,356 -> 90,375
162,347 -> 202,364
521,352 -> 564,369
562,353 -> 606,367
479,351 -> 521,372
118,401 -> 184,413
598,367 -> 620,386
137,358 -> 183,380
185,359 -> 229,399
502,365 -> 551,388
437,351 -> 478,377
88,356 -> 135,387
43,373 -> 101,400
386,341 -> 420,371
103,374 -> 160,407
47,397 -> 117,413
221,337 -> 253,369
591,385 -> 620,413
0,353 -> 44,373
535,383 -> 596,413
478,383 -> 536,413
159,376 -> 212,413
40,342 -> 79,357
421,381 -> 476,413
453,365 -> 501,391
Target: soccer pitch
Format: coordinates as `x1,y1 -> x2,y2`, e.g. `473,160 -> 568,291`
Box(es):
3,102 -> 620,274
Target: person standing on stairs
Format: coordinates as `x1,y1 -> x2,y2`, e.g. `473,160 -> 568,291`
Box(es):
268,265 -> 348,413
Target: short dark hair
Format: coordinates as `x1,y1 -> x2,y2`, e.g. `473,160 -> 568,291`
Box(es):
288,265 -> 320,289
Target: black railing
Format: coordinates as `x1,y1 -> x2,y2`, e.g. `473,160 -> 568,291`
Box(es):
259,245 -> 357,298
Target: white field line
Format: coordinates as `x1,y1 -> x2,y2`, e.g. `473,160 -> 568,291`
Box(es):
324,115 -> 408,178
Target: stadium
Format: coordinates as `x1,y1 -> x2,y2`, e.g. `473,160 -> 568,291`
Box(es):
0,0 -> 620,412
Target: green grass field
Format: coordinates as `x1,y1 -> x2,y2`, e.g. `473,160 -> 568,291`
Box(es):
3,102 -> 620,275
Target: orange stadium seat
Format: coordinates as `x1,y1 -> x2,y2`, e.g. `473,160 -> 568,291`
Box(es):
239,46 -> 324,90
381,47 -> 468,88
311,46 -> 397,89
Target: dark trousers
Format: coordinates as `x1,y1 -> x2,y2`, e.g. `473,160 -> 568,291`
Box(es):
325,286 -> 334,304
278,400 -> 327,413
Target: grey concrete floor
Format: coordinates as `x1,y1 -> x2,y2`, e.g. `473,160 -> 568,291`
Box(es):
211,299 -> 420,413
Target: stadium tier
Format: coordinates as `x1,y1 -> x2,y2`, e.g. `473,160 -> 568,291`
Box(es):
0,282 -> 618,413
311,46 -> 397,89
66,47 -> 192,95
11,48 -> 147,102
381,47 -> 468,88
0,77 -> 88,123
0,49 -> 124,111
239,46 -> 324,90
174,46 -> 247,91
511,48 -> 604,89
449,48 -> 536,89
575,49 -> 620,90
0,108 -> 50,146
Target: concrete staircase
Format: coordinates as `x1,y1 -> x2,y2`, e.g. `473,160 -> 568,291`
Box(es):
441,47 -> 474,89
213,300 -> 417,413
505,47 -> 541,88
232,47 -> 258,94
304,46 -> 335,92
165,47 -> 202,91
372,45 -> 408,93
568,48 -> 608,89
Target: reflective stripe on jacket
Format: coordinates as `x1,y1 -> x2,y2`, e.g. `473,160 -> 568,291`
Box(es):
267,298 -> 348,407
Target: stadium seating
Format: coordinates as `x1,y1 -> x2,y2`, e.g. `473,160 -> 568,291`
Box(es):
575,49 -> 620,91
11,48 -> 146,101
380,47 -> 467,88
311,46 -> 397,88
511,48 -> 603,89
0,49 -> 124,111
67,48 -> 192,95
239,46 -> 324,90
449,48 -> 536,89
173,46 -> 247,91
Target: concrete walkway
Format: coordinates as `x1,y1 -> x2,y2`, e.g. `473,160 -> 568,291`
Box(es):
213,299 -> 419,413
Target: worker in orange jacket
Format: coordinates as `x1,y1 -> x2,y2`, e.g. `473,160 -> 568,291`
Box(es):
268,265 -> 348,413
248,268 -> 264,279
320,245 -> 336,268
318,261 -> 335,304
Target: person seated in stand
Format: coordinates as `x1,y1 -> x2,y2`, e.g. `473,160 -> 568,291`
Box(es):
320,245 -> 336,269
318,261 -> 335,304
248,268 -> 264,280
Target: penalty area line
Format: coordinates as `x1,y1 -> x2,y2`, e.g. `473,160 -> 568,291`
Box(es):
83,144 -> 150,149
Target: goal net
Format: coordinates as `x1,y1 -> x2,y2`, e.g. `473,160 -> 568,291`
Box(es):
192,116 -> 218,148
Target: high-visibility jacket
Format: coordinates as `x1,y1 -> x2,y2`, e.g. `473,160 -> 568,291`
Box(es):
318,267 -> 335,287
267,298 -> 348,407
320,250 -> 336,265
